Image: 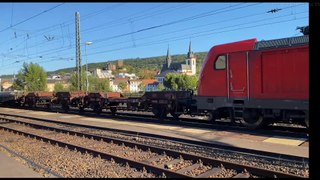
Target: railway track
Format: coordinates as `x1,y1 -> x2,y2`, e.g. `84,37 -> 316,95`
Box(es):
0,105 -> 308,139
2,104 -> 310,136
0,114 -> 308,178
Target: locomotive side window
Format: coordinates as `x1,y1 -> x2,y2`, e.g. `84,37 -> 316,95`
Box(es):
214,55 -> 226,70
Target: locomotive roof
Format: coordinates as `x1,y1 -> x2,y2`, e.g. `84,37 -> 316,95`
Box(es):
255,35 -> 309,50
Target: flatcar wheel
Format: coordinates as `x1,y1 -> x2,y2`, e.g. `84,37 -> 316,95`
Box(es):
28,102 -> 35,109
62,104 -> 69,112
152,108 -> 167,119
241,109 -> 265,129
46,104 -> 52,111
110,107 -> 117,115
170,111 -> 181,119
94,106 -> 102,114
79,106 -> 84,113
159,109 -> 168,119
152,108 -> 161,118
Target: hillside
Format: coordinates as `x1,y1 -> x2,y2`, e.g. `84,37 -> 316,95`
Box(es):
1,52 -> 208,79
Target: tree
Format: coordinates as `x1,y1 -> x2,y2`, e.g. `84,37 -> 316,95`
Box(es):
54,83 -> 65,92
157,83 -> 165,91
164,73 -> 179,90
118,82 -> 127,92
138,83 -> 146,92
184,75 -> 198,90
69,71 -> 111,92
89,76 -> 111,92
69,71 -> 87,92
163,73 -> 198,91
137,69 -> 156,79
12,62 -> 47,91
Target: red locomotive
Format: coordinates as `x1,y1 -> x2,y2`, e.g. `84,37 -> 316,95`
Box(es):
196,35 -> 309,128
1,33 -> 308,129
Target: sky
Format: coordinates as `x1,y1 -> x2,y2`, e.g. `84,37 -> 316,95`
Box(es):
0,2 -> 309,76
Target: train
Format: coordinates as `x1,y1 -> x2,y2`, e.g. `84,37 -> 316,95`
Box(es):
0,34 -> 309,129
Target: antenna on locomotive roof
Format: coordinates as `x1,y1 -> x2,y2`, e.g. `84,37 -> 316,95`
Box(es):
296,26 -> 309,35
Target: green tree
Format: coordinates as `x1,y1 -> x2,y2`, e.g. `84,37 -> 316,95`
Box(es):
118,82 -> 127,92
164,73 -> 179,90
163,73 -> 198,91
69,71 -> 87,92
137,69 -> 156,79
157,83 -> 165,91
89,76 -> 111,92
12,62 -> 47,91
138,83 -> 146,92
69,71 -> 111,92
184,75 -> 198,90
54,83 -> 65,92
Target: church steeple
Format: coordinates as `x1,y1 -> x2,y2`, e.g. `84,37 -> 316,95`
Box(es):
187,41 -> 194,59
166,46 -> 172,68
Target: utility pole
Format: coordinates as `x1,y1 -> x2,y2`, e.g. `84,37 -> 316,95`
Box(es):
75,12 -> 82,91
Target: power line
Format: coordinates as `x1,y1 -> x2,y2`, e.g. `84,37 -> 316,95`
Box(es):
0,3 -> 65,33
91,3 -> 255,43
1,3 -> 247,58
0,4 -> 308,72
0,3 -> 123,46
7,9 -> 307,64
20,13 -> 305,62
1,15 -> 307,72
85,16 -> 307,57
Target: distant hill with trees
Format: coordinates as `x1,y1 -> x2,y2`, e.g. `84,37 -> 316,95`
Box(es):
1,52 -> 208,79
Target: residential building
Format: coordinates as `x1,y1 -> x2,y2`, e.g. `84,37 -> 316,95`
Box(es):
129,80 -> 141,92
117,73 -> 137,79
109,77 -> 129,92
141,79 -> 159,91
1,79 -> 13,91
47,79 -> 69,92
92,68 -> 114,79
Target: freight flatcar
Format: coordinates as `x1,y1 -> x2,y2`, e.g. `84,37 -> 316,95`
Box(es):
0,91 -> 23,105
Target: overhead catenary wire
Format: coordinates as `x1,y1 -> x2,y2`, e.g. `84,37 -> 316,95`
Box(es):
1,7 -> 307,68
0,3 -> 124,46
0,15 -> 307,72
0,3 -> 308,73
5,3 -> 255,56
0,3 -> 65,33
15,8 -> 307,61
0,3 -> 182,53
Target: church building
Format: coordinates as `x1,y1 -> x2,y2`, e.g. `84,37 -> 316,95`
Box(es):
156,41 -> 197,83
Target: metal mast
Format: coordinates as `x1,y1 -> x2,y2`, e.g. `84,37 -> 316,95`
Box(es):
75,12 -> 82,91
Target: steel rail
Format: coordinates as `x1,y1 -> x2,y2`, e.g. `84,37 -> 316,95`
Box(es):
0,105 -> 308,136
0,117 -> 305,178
0,112 -> 308,163
0,125 -> 191,178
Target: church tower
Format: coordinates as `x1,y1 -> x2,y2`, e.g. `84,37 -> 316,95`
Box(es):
186,41 -> 196,75
166,46 -> 172,68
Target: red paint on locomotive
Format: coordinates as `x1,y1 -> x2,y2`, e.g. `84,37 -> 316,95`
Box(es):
198,38 -> 309,100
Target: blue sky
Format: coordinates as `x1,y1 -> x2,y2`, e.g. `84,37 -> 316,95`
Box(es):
0,2 -> 308,76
